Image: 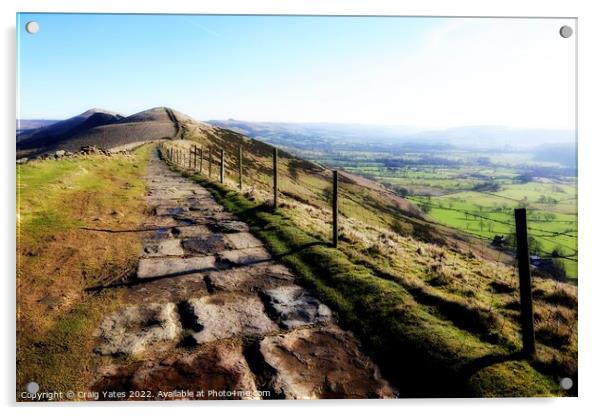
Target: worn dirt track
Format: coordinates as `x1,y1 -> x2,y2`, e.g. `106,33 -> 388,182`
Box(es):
91,148 -> 396,400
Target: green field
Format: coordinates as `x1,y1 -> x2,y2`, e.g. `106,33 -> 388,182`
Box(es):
313,151 -> 578,279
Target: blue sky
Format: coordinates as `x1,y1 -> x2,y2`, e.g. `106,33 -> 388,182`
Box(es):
17,14 -> 575,129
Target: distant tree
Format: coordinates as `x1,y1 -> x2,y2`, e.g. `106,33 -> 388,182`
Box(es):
543,213 -> 557,221
515,173 -> 534,184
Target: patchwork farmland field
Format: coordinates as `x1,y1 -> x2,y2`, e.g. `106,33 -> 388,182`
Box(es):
312,151 -> 578,280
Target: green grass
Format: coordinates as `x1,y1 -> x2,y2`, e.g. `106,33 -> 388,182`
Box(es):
412,182 -> 577,279
16,145 -> 152,400
167,158 -> 561,398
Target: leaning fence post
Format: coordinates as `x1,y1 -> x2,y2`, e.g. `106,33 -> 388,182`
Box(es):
220,149 -> 225,184
514,208 -> 536,357
238,145 -> 243,190
332,170 -> 338,248
273,148 -> 278,209
209,152 -> 213,178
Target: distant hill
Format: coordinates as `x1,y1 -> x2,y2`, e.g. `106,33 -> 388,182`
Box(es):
17,119 -> 59,138
17,107 -> 200,158
208,120 -> 575,152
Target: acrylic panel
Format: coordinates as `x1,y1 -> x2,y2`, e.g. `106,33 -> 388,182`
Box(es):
16,13 -> 577,401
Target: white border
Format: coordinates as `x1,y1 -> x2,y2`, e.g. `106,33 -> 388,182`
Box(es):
3,1 -> 601,414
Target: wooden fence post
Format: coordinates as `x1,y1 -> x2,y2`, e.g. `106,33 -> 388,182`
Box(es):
193,145 -> 197,171
220,149 -> 225,184
332,170 -> 338,248
514,208 -> 536,357
200,148 -> 203,174
273,148 -> 278,209
209,152 -> 213,178
238,145 -> 243,190
188,146 -> 192,169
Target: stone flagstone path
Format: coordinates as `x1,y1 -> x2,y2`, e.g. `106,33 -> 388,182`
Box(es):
91,147 -> 396,400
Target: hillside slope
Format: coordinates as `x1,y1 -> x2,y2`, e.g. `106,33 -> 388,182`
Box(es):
16,107 -> 577,396
163,116 -> 577,396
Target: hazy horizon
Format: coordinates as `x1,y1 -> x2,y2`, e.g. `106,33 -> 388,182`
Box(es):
17,14 -> 576,130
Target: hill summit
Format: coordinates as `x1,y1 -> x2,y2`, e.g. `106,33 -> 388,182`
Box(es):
16,107 -> 205,158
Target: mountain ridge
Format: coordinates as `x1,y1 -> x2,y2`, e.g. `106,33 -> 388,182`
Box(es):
16,107 -> 196,158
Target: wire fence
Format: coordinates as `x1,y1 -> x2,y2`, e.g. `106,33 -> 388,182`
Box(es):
159,140 -> 578,271
159,139 -> 578,357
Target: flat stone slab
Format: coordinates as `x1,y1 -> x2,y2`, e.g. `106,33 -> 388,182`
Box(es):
225,232 -> 264,250
189,203 -> 225,212
92,342 -> 260,400
172,225 -> 211,238
207,220 -> 249,233
143,238 -> 184,257
155,206 -> 186,216
127,273 -> 209,303
137,256 -> 216,279
95,303 -> 181,356
218,247 -> 272,267
181,234 -> 232,255
259,327 -> 396,399
261,285 -> 332,329
174,211 -> 235,223
183,294 -> 278,343
205,262 -> 295,292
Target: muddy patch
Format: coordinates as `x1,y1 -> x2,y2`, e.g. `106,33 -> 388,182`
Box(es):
181,234 -> 232,255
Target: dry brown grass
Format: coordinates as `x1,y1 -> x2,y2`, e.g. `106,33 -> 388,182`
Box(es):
16,146 -> 152,397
